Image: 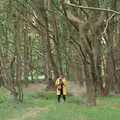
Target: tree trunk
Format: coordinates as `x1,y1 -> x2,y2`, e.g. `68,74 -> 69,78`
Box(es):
84,63 -> 96,106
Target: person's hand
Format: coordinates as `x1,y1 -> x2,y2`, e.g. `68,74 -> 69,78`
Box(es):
60,81 -> 64,86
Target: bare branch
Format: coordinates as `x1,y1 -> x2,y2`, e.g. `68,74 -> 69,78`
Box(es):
103,13 -> 116,34
64,2 -> 120,15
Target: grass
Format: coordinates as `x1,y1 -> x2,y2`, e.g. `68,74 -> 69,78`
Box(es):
0,88 -> 120,120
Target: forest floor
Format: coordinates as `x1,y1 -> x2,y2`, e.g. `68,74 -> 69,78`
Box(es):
0,82 -> 120,120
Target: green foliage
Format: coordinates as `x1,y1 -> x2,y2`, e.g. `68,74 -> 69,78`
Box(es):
27,74 -> 45,83
51,0 -> 61,11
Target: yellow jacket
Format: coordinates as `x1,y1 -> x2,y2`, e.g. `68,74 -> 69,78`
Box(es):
55,78 -> 68,95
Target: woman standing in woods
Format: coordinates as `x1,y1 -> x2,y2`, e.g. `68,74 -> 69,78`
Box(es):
55,74 -> 68,102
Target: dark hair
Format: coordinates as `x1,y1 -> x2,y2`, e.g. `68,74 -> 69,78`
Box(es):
59,73 -> 64,76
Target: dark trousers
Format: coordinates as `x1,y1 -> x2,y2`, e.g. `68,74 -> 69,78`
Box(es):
57,94 -> 66,102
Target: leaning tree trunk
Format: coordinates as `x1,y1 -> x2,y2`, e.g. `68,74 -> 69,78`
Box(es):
14,15 -> 23,103
23,20 -> 29,86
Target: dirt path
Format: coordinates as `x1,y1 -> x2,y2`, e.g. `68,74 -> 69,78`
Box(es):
23,83 -> 46,91
69,82 -> 86,96
9,107 -> 49,120
24,82 -> 86,96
